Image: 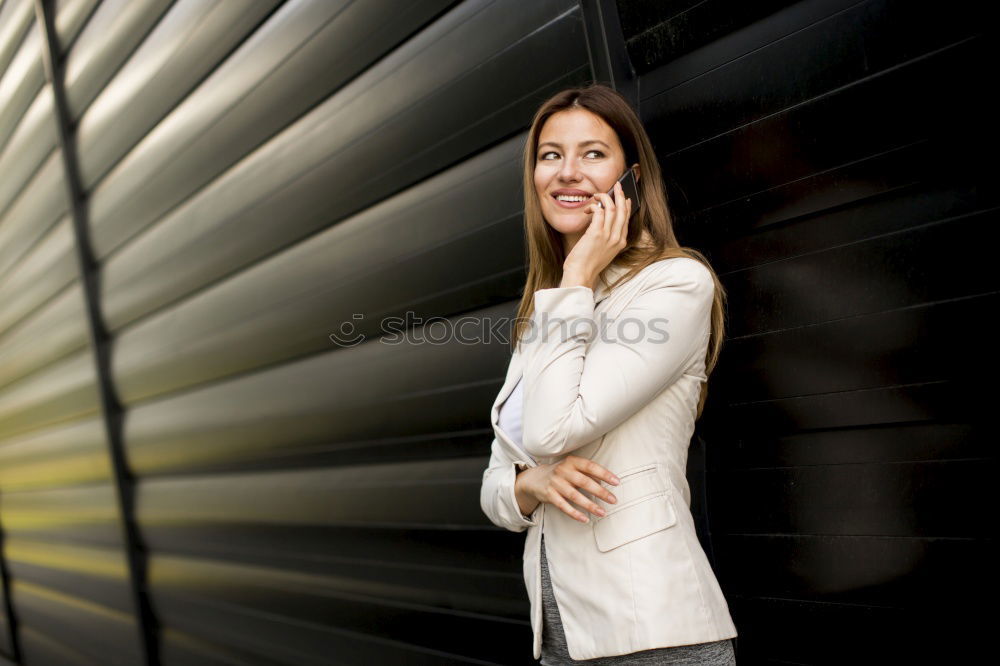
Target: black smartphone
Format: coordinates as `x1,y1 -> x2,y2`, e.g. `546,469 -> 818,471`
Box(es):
596,168 -> 640,219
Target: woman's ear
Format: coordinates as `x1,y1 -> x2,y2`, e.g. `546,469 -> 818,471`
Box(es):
631,163 -> 641,182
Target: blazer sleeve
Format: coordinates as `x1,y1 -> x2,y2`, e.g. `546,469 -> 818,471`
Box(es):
480,435 -> 540,532
520,258 -> 714,459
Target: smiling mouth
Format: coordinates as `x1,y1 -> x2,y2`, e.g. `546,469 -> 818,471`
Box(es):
551,194 -> 593,209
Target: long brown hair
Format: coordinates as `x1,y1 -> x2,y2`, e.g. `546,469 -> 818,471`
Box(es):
511,84 -> 727,420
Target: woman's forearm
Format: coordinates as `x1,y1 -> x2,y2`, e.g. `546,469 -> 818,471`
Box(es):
514,465 -> 542,518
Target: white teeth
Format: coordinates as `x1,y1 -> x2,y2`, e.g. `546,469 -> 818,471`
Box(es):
556,194 -> 589,202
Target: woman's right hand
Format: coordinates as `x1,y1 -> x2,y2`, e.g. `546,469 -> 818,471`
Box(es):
514,455 -> 620,523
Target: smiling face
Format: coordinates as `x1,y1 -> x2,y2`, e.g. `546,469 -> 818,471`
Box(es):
533,108 -> 628,248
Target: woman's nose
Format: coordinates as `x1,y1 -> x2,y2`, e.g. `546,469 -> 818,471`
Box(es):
558,159 -> 582,182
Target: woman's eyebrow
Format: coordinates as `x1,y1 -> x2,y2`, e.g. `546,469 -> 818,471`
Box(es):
538,140 -> 610,149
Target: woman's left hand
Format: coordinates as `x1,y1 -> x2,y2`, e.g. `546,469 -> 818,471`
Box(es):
561,180 -> 631,288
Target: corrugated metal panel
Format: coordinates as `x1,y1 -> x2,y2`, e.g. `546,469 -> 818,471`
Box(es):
1,0 -> 591,663
95,0 -> 586,330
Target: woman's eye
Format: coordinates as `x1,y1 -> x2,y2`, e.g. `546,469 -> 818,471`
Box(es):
538,150 -> 604,160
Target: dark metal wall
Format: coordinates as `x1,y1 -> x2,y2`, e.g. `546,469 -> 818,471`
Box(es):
617,1 -> 989,664
0,0 -> 989,664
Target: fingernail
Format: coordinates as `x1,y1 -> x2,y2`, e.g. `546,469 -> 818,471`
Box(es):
611,476 -> 620,484
597,508 -> 606,516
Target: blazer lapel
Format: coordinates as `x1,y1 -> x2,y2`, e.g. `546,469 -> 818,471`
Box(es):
594,262 -> 628,304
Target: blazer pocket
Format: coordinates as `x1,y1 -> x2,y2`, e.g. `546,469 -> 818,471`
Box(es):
591,463 -> 677,552
593,492 -> 676,552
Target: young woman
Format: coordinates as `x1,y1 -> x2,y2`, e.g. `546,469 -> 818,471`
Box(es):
480,84 -> 738,664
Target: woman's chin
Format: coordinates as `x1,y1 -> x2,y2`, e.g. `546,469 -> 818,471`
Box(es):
547,212 -> 591,234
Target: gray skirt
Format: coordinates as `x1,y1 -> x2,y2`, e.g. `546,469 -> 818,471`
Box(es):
539,534 -> 736,665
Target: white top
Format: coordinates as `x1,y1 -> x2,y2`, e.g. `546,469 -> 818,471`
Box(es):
497,376 -> 535,463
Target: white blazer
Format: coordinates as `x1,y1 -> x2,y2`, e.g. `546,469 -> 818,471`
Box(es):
480,256 -> 738,661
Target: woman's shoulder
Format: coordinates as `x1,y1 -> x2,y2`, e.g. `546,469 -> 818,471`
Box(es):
643,255 -> 714,289
603,255 -> 714,303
